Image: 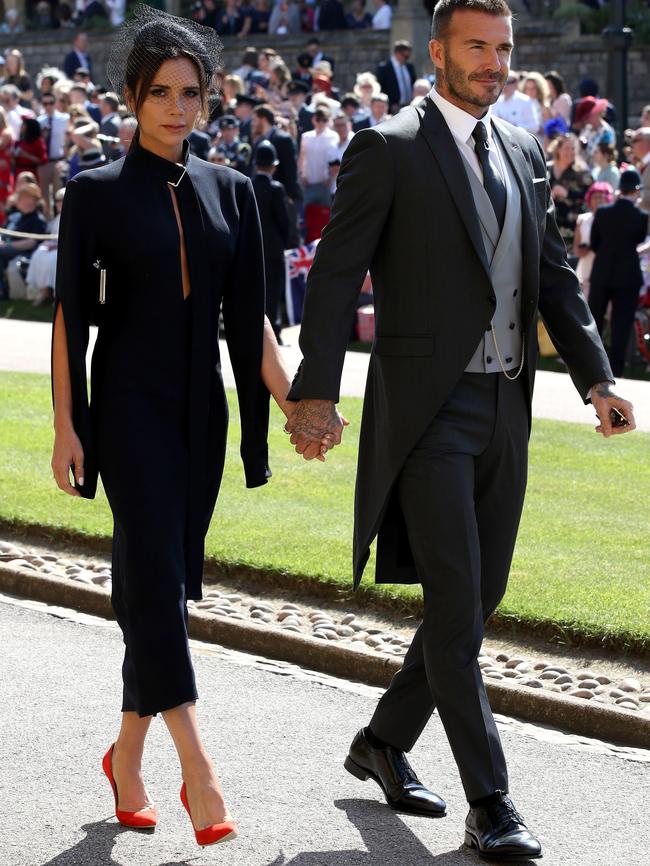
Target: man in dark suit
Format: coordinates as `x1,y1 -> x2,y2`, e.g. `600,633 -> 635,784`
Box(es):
98,92 -> 121,159
305,37 -> 336,73
287,80 -> 314,142
63,32 -> 92,80
252,140 -> 291,340
251,104 -> 301,201
233,93 -> 259,145
252,103 -> 302,246
589,169 -> 649,377
376,40 -> 417,115
286,0 -> 635,859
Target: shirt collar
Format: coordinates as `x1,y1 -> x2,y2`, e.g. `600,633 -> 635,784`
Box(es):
428,86 -> 493,148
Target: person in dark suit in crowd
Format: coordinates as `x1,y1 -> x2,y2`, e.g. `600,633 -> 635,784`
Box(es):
305,37 -> 335,73
339,93 -> 371,132
63,32 -> 92,80
318,0 -> 347,30
252,140 -> 291,340
293,52 -> 314,88
98,92 -> 121,158
589,169 -> 649,377
346,0 -> 373,28
233,92 -> 259,144
251,104 -> 301,246
286,0 -> 635,859
251,103 -> 301,201
287,80 -> 314,141
376,40 -> 417,115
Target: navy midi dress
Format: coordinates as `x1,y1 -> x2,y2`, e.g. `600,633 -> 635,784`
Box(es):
53,140 -> 270,716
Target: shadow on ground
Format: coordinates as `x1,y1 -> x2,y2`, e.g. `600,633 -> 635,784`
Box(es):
264,799 -> 540,866
38,818 -> 195,866
38,800 -> 540,866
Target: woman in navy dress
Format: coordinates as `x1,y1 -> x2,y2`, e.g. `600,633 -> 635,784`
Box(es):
50,7 -> 311,848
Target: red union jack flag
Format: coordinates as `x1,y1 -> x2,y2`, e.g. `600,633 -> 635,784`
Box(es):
284,240 -> 320,324
287,240 -> 319,280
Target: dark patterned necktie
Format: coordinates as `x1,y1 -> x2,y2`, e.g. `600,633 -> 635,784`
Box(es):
472,121 -> 506,231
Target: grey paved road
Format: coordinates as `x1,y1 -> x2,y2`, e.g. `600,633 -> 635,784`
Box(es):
0,595 -> 648,866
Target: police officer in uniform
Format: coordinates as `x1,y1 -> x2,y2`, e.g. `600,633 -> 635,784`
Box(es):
215,115 -> 253,175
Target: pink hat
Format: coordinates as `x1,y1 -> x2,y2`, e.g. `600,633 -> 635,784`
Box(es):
585,181 -> 613,206
575,96 -> 609,125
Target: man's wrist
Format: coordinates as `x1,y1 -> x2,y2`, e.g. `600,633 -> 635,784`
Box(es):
591,380 -> 616,397
586,381 -> 615,402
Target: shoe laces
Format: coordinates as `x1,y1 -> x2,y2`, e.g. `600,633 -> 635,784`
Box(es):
492,793 -> 525,831
391,749 -> 419,785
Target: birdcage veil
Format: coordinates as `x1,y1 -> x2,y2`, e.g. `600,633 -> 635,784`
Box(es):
106,3 -> 223,114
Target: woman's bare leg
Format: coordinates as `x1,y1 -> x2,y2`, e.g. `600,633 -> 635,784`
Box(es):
111,712 -> 154,811
163,702 -> 228,830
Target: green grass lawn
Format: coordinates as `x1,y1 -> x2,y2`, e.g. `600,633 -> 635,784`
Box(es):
1,370 -> 648,650
0,299 -> 53,324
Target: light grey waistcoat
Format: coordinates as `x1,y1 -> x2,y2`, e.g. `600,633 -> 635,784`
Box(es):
462,136 -> 523,373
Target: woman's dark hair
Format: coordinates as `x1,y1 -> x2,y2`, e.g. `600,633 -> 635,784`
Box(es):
22,118 -> 43,143
544,70 -> 566,98
125,43 -> 208,150
107,5 -> 223,151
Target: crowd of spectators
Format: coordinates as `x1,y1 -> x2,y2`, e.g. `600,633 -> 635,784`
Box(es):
0,24 -> 648,374
5,0 -> 396,34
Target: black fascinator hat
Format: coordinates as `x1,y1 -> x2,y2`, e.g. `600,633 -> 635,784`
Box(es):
107,3 -> 223,118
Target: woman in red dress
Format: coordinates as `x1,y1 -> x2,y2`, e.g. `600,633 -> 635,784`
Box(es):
0,107 -> 15,226
14,119 -> 48,178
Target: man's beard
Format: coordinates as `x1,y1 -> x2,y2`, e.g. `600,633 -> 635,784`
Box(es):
438,52 -> 506,109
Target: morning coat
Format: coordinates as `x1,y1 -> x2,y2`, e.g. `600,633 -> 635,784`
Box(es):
288,97 -> 613,589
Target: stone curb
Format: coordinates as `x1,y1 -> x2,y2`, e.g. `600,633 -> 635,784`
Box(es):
1,561 -> 649,750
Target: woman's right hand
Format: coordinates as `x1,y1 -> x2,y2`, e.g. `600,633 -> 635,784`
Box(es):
51,425 -> 84,496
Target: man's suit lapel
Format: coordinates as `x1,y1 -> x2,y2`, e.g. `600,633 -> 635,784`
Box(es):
417,99 -> 491,277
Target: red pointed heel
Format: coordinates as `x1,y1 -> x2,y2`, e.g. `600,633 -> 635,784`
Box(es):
102,744 -> 158,829
180,782 -> 237,847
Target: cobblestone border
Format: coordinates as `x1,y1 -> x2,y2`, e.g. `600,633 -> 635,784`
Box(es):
1,559 -> 649,751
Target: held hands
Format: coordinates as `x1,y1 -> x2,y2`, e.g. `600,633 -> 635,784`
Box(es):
591,382 -> 636,438
284,399 -> 349,461
51,425 -> 85,496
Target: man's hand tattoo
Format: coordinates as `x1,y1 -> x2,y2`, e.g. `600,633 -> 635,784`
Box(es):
290,400 -> 340,439
593,381 -> 617,400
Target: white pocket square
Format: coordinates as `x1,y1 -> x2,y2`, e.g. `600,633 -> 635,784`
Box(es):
532,177 -> 546,184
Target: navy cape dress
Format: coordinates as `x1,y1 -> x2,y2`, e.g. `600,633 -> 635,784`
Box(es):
53,139 -> 270,715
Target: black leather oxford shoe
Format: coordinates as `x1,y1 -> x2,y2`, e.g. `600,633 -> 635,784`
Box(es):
465,791 -> 542,860
344,729 -> 446,817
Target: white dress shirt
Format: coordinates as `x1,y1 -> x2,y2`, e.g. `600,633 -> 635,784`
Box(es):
428,86 -> 505,186
300,126 -> 339,184
38,110 -> 70,160
372,4 -> 392,29
491,89 -> 538,133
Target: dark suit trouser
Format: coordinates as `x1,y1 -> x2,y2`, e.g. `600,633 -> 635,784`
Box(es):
369,372 -> 529,802
588,283 -> 640,378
